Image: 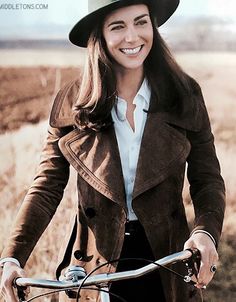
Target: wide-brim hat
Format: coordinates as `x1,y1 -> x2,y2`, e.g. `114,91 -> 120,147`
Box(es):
69,0 -> 180,48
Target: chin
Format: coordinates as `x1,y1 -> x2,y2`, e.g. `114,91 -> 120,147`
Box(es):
118,60 -> 145,71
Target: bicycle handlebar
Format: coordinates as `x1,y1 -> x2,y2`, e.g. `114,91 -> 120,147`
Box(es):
15,249 -> 200,290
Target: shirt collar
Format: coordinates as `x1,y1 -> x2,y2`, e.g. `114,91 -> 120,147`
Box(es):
113,78 -> 151,120
117,78 -> 151,108
133,78 -> 151,109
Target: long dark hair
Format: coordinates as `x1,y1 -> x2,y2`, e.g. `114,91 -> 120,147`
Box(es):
74,4 -> 194,131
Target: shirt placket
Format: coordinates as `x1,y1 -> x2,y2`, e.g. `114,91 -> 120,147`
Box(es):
126,100 -> 144,220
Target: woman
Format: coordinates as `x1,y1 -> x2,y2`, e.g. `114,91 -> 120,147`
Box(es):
0,0 -> 225,301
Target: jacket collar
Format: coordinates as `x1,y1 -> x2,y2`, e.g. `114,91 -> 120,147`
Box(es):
132,110 -> 191,199
58,125 -> 127,211
49,79 -> 80,128
50,80 -> 194,211
58,109 -> 191,212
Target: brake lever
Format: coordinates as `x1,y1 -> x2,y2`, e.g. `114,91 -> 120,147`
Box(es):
183,248 -> 201,284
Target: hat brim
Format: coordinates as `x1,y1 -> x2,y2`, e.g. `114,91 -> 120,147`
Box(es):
69,0 -> 179,48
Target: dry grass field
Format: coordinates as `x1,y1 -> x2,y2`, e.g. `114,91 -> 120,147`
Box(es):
0,51 -> 236,301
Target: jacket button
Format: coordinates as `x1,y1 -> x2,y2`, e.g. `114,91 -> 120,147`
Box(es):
96,258 -> 102,265
74,250 -> 94,262
85,207 -> 96,218
74,250 -> 84,260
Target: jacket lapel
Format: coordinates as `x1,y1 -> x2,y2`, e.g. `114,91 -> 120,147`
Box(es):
58,126 -> 126,210
133,111 -> 191,199
52,79 -> 191,206
58,110 -> 191,205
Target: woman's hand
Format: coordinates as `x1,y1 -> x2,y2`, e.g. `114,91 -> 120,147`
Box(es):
0,262 -> 28,302
184,232 -> 218,289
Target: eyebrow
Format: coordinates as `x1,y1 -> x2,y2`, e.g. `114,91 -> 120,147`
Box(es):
107,14 -> 149,27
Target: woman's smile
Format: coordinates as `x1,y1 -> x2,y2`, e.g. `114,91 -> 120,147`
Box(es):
103,4 -> 153,72
120,45 -> 144,55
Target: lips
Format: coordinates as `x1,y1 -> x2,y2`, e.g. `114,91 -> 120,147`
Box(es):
120,45 -> 143,55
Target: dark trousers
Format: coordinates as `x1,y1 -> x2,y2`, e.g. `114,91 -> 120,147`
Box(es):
109,221 -> 166,302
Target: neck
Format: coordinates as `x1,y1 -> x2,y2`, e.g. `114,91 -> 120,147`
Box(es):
116,67 -> 144,103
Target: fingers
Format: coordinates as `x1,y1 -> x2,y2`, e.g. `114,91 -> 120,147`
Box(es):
0,262 -> 28,302
183,232 -> 219,289
1,274 -> 18,302
183,236 -> 195,251
1,286 -> 18,302
196,247 -> 218,289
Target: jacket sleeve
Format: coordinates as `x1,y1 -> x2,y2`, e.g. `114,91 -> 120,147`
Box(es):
1,124 -> 71,267
186,82 -> 226,247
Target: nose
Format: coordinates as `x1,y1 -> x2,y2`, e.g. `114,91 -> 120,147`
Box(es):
125,26 -> 139,43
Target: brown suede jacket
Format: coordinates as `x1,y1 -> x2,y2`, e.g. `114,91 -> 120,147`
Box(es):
1,78 -> 225,302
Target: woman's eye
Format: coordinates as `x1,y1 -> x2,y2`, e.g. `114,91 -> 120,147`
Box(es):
136,20 -> 148,26
111,25 -> 123,31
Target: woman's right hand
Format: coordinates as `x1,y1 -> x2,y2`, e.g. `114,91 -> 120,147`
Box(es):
0,262 -> 28,302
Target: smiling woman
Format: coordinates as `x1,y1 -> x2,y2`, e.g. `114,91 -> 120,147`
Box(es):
0,1 -> 225,302
102,5 -> 153,73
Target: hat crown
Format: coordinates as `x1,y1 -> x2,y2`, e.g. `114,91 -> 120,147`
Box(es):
89,0 -> 120,13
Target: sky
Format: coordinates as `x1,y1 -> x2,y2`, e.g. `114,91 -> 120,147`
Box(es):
177,0 -> 236,18
0,0 -> 236,39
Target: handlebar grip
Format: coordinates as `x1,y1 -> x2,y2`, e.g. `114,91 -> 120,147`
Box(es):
13,278 -> 26,302
190,248 -> 201,259
185,248 -> 201,260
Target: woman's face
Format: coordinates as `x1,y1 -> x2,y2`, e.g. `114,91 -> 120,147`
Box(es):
102,4 -> 153,73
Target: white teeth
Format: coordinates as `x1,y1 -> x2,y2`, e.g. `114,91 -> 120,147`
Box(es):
121,46 -> 142,55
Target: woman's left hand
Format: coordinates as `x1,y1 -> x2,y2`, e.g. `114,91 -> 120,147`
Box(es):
184,232 -> 218,289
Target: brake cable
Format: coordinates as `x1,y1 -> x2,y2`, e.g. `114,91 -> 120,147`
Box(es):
150,248 -> 200,285
16,249 -> 201,302
74,249 -> 201,301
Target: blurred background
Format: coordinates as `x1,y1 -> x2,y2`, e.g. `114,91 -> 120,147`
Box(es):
0,0 -> 236,301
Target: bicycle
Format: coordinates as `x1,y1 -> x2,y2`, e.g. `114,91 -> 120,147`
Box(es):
14,248 -> 201,302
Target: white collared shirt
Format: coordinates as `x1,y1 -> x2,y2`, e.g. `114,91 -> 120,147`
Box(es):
111,78 -> 151,220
